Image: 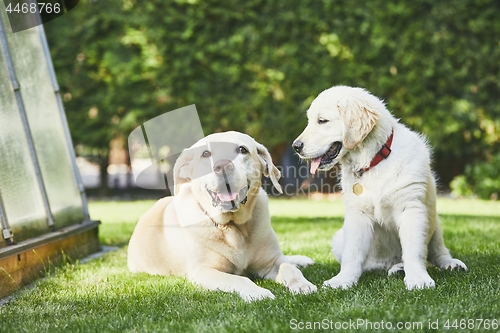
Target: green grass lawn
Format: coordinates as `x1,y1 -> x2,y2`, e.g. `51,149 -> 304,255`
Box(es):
1,197 -> 499,332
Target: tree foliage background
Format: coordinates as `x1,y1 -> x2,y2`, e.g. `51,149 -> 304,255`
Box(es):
45,0 -> 500,196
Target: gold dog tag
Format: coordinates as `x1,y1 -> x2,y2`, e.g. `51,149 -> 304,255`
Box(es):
353,183 -> 363,196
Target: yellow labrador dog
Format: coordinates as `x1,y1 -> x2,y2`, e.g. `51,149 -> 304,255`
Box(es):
293,86 -> 466,290
128,131 -> 317,301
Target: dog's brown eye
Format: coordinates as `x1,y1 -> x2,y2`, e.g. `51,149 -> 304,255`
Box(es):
201,150 -> 211,158
238,146 -> 249,154
318,118 -> 329,124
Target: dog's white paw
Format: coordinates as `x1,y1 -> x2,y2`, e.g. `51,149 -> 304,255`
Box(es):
323,275 -> 357,290
239,285 -> 275,302
404,273 -> 435,290
288,279 -> 317,295
388,263 -> 405,276
286,255 -> 315,268
440,258 -> 467,271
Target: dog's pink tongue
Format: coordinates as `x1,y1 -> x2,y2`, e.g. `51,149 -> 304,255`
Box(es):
310,157 -> 322,174
217,191 -> 238,202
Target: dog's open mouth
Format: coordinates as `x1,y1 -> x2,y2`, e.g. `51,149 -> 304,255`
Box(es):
207,184 -> 249,211
309,142 -> 342,174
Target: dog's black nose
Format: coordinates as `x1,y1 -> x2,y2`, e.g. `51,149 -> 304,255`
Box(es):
213,159 -> 234,174
292,140 -> 304,153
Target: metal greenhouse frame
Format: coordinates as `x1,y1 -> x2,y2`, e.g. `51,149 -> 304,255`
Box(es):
0,9 -> 99,298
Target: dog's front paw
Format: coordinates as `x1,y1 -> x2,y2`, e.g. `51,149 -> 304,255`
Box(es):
288,279 -> 317,295
286,255 -> 315,268
388,263 -> 405,276
239,285 -> 275,302
323,275 -> 357,290
440,258 -> 467,271
404,273 -> 435,290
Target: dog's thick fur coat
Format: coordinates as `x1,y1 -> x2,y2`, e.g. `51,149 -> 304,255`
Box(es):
128,131 -> 317,301
294,86 -> 466,290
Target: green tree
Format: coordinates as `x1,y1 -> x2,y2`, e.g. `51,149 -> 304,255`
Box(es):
45,0 -> 500,193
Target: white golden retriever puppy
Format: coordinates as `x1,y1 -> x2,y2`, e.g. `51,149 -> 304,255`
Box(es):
128,131 -> 317,301
293,86 -> 466,290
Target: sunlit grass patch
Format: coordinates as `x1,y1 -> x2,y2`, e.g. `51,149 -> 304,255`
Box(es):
0,197 -> 498,332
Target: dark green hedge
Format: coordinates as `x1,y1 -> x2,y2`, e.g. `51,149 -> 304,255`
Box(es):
45,0 -> 500,189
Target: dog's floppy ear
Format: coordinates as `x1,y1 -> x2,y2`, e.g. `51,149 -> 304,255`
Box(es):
338,100 -> 378,150
254,142 -> 283,194
173,148 -> 195,195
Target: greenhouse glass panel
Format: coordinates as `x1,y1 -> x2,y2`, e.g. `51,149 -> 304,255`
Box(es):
5,25 -> 85,229
0,30 -> 48,244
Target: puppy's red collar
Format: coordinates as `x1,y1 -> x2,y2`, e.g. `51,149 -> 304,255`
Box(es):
360,129 -> 394,174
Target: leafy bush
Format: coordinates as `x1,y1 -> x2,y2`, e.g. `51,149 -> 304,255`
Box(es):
45,0 -> 500,190
450,152 -> 500,200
